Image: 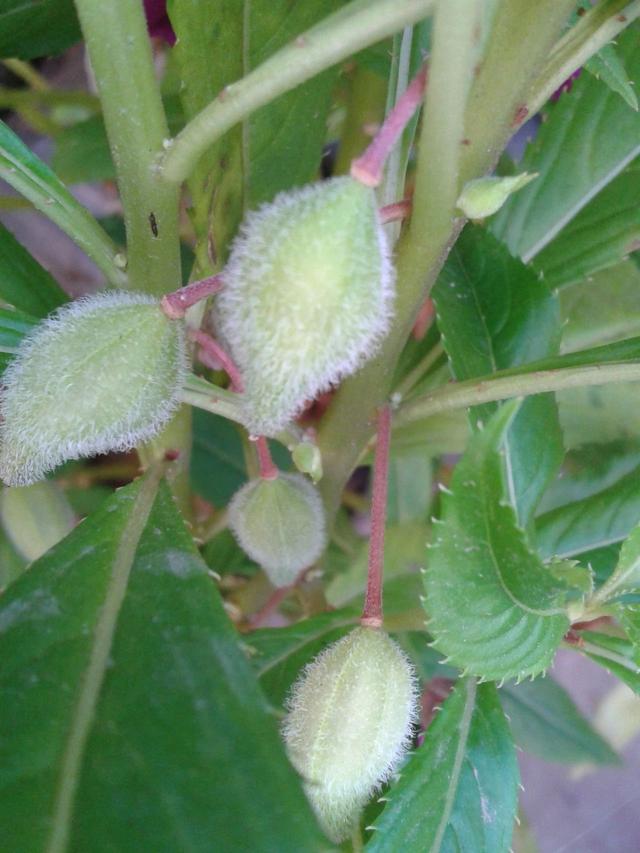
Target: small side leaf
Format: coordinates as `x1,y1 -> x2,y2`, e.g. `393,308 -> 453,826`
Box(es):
585,42 -> 638,111
424,403 -> 569,681
367,680 -> 518,853
0,120 -> 125,287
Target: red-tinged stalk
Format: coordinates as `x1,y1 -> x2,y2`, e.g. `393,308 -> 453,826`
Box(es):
379,199 -> 412,224
189,329 -> 244,392
361,405 -> 392,629
161,274 -> 224,319
254,435 -> 279,481
351,65 -> 428,188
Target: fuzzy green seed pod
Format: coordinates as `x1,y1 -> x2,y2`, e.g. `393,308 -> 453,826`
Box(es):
228,472 -> 325,587
456,172 -> 538,219
0,291 -> 187,486
216,176 -> 394,436
283,627 -> 417,842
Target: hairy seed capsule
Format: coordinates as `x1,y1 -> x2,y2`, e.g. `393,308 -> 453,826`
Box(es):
228,472 -> 326,587
283,627 -> 417,842
216,176 -> 395,436
0,291 -> 187,486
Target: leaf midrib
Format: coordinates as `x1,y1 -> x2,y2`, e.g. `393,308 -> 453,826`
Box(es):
430,678 -> 476,853
46,469 -> 162,853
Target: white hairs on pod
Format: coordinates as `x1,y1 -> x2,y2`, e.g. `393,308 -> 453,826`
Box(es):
228,472 -> 326,587
282,626 -> 418,842
0,290 -> 188,486
216,176 -> 395,437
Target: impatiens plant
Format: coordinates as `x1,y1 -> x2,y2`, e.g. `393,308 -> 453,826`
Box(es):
1,1 -> 640,850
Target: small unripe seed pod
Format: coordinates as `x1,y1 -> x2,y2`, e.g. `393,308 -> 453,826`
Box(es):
228,472 -> 326,587
456,172 -> 538,219
283,627 -> 417,842
217,176 -> 395,436
0,291 -> 187,486
291,440 -> 323,483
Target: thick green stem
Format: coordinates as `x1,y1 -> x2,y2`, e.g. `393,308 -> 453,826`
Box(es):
317,0 -> 576,520
158,0 -> 436,185
395,361 -> 640,427
73,0 -> 181,297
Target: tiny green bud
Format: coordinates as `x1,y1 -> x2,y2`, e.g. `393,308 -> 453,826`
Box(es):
228,472 -> 326,587
291,440 -> 323,483
217,176 -> 394,436
283,627 -> 417,842
0,291 -> 187,486
456,172 -> 538,219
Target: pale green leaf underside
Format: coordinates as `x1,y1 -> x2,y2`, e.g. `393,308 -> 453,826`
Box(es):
367,679 -> 518,853
424,403 -> 569,681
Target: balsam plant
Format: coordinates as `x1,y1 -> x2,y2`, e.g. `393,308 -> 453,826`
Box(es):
1,2 -> 640,852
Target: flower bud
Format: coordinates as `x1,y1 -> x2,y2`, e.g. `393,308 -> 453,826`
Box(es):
283,627 -> 417,842
228,472 -> 325,587
456,172 -> 538,219
0,291 -> 187,486
291,440 -> 323,483
216,176 -> 394,436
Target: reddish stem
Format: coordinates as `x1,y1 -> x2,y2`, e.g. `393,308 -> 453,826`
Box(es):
160,274 -> 224,319
379,199 -> 412,224
361,405 -> 392,629
247,568 -> 307,628
190,329 -> 244,392
351,64 -> 428,188
254,435 -> 278,481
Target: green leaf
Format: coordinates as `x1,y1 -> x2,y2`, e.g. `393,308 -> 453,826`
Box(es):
0,119 -> 126,287
0,222 -> 67,316
580,630 -> 640,694
536,463 -> 640,559
191,408 -> 248,506
585,42 -> 638,111
433,224 -> 563,523
591,517 -> 640,604
0,0 -> 81,60
0,474 -> 328,851
167,0 -> 347,272
500,676 -> 619,764
387,450 -> 433,524
367,680 -> 518,853
424,402 -> 569,681
534,160 -> 640,288
0,307 -> 38,373
492,25 -> 640,263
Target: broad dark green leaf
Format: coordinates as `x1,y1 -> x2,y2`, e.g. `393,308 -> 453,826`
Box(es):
0,223 -> 66,316
367,680 -> 518,853
0,307 -> 38,373
0,0 -> 81,59
424,403 -> 569,681
492,25 -> 640,263
534,161 -> 640,288
0,475 -> 328,852
433,225 -> 563,523
191,408 -> 248,506
536,464 -> 640,559
168,0 -> 346,274
500,676 -> 619,764
0,120 -> 125,286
